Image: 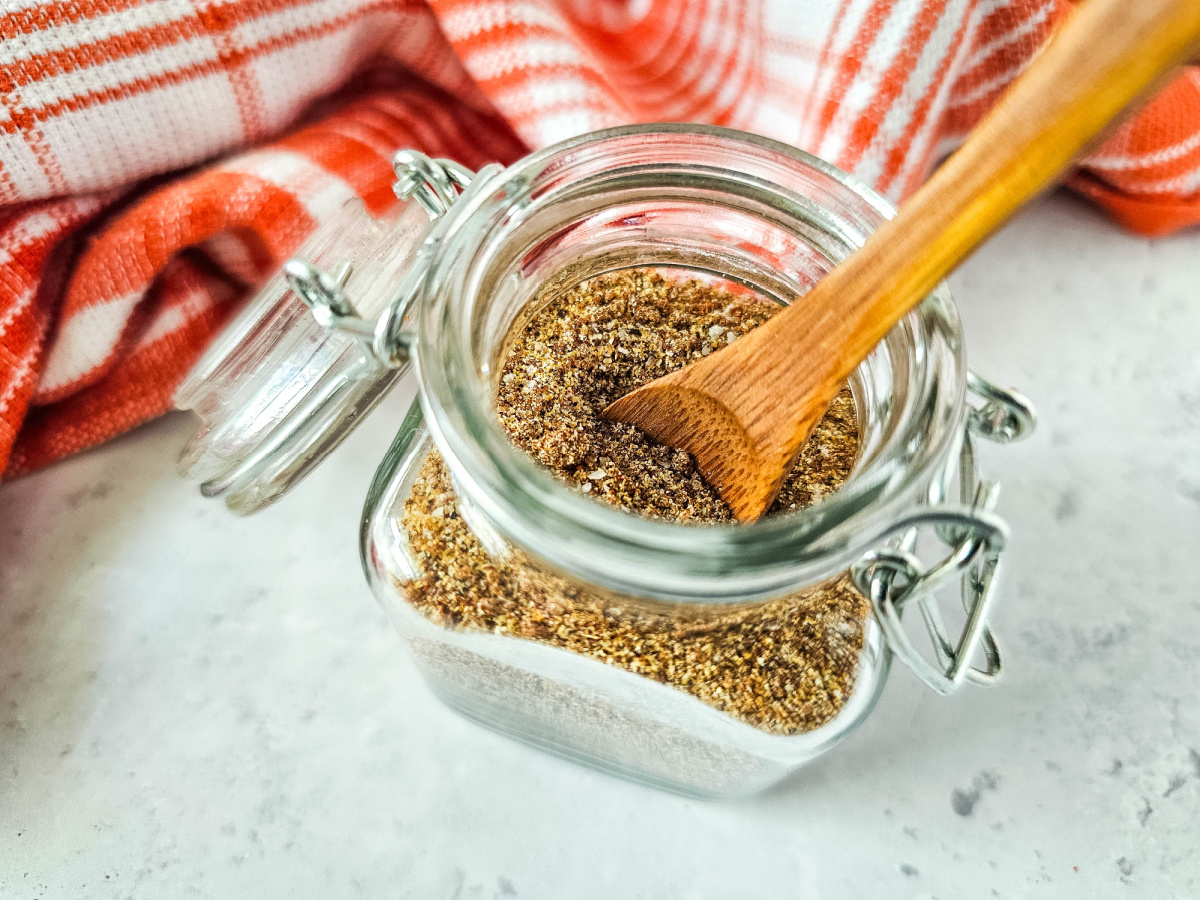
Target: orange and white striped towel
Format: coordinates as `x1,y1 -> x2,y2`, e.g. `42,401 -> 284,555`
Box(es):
3,0 -> 1198,478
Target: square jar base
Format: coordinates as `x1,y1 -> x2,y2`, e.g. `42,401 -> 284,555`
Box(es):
423,671 -> 760,800
393,601 -> 888,800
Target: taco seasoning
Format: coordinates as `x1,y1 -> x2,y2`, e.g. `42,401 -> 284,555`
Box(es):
399,270 -> 869,735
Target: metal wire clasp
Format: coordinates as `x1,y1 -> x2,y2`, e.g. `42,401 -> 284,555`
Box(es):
282,151 -> 486,370
852,372 -> 1035,696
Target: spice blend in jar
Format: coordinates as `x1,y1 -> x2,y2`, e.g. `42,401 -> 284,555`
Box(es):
400,270 -> 869,735
180,129 -> 1029,796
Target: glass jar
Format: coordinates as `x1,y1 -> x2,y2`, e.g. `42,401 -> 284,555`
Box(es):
176,125 -> 1035,799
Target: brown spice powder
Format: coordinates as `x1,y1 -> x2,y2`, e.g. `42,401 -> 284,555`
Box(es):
399,270 -> 870,735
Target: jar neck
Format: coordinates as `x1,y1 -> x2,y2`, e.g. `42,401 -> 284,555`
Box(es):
412,125 -> 966,603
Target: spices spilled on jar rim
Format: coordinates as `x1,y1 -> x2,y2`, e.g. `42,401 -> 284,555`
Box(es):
399,269 -> 869,735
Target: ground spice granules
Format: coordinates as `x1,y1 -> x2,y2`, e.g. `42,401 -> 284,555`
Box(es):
399,270 -> 870,735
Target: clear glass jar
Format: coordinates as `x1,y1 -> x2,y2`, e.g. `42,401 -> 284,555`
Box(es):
177,126 -> 1035,799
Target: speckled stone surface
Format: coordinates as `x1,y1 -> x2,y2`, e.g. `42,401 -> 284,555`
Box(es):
2,194 -> 1198,899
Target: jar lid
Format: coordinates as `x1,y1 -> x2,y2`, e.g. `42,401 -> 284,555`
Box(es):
175,153 -> 490,514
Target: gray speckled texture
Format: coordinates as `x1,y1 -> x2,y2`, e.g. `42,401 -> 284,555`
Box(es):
2,194 -> 1198,898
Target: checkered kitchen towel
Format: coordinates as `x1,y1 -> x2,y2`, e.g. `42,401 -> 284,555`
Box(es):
3,0 -> 1199,477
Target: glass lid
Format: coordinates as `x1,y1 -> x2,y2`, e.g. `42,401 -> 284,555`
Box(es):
174,198 -> 427,515
174,152 -> 499,514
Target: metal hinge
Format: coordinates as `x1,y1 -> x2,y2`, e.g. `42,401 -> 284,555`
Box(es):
852,373 -> 1036,695
282,151 -> 493,370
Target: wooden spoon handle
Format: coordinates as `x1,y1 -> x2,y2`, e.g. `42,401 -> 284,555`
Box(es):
741,0 -> 1200,399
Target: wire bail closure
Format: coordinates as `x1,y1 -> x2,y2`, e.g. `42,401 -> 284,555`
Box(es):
282,151 -> 486,371
852,372 -> 1035,695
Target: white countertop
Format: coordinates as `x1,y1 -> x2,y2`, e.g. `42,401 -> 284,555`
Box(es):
2,194 -> 1199,899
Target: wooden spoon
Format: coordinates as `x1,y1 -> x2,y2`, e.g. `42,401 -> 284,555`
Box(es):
605,0 -> 1200,522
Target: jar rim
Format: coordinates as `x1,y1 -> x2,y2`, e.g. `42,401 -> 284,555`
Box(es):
412,124 -> 966,602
